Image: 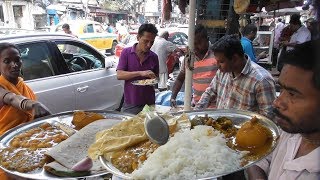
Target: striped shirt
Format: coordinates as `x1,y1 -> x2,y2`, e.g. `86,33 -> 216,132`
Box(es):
182,50 -> 218,106
195,59 -> 276,118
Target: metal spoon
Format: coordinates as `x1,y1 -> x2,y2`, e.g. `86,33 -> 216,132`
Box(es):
145,112 -> 169,145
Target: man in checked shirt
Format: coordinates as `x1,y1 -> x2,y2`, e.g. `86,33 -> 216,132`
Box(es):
195,34 -> 276,118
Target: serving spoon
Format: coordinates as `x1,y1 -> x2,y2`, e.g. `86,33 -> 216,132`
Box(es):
145,112 -> 170,145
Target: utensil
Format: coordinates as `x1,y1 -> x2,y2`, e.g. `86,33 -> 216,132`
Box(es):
0,110 -> 133,180
131,79 -> 158,86
144,112 -> 169,145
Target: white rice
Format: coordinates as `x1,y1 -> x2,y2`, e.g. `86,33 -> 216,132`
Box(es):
131,125 -> 243,180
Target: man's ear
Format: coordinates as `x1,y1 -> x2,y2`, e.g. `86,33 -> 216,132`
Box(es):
232,54 -> 241,61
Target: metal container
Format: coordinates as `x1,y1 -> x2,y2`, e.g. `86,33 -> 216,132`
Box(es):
100,109 -> 280,180
0,110 -> 134,180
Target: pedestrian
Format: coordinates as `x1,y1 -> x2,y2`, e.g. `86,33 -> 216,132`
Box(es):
306,18 -> 320,40
247,40 -> 320,180
240,24 -> 268,63
116,24 -> 159,115
170,24 -> 218,108
62,23 -> 78,38
272,18 -> 285,66
151,31 -> 178,91
0,43 -> 51,179
195,34 -> 276,119
282,14 -> 311,51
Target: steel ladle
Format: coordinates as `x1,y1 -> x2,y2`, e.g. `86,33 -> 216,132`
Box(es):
144,112 -> 169,145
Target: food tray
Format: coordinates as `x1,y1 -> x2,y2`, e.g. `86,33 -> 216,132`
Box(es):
0,110 -> 134,180
131,79 -> 158,86
100,109 -> 280,180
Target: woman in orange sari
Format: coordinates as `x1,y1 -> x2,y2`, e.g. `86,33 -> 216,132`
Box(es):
0,43 -> 51,179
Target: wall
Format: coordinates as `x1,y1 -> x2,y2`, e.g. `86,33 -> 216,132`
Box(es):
0,0 -> 35,29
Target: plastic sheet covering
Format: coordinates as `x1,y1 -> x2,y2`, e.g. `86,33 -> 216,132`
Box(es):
155,91 -> 184,106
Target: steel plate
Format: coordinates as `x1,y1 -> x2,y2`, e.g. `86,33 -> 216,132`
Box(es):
99,109 -> 280,180
0,110 -> 134,180
131,79 -> 158,86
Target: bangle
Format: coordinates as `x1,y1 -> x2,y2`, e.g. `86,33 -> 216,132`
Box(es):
19,98 -> 29,110
1,92 -> 13,102
170,99 -> 176,102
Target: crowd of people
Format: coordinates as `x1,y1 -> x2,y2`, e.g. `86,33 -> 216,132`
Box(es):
115,17 -> 319,179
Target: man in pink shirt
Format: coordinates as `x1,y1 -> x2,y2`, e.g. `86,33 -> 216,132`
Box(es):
247,40 -> 320,180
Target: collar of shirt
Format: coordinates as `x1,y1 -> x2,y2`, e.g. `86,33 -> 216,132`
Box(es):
195,49 -> 212,61
241,36 -> 252,44
283,134 -> 320,173
229,57 -> 251,79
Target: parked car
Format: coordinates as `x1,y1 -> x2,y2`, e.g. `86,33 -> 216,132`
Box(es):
115,31 -> 187,74
115,32 -> 138,58
54,20 -> 118,55
0,28 -> 41,36
0,33 -> 124,114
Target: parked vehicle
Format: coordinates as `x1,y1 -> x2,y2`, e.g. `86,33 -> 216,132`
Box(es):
115,31 -> 187,74
115,32 -> 138,57
54,20 -> 118,55
0,33 -> 124,114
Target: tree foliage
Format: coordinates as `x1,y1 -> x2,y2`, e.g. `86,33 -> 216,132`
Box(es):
102,0 -> 144,12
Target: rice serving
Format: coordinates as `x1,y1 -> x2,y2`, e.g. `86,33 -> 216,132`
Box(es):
132,125 -> 243,180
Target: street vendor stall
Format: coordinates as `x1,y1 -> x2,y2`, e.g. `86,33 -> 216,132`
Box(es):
0,109 -> 279,179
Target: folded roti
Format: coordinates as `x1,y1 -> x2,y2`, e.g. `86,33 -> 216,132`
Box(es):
45,119 -> 121,174
88,116 -> 147,160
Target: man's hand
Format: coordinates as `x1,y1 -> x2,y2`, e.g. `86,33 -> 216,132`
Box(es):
170,98 -> 177,107
258,51 -> 268,59
140,70 -> 156,79
31,102 -> 52,119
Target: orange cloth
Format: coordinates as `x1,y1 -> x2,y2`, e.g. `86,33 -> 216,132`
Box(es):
0,75 -> 36,179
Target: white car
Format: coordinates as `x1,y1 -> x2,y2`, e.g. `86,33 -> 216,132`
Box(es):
0,33 -> 124,114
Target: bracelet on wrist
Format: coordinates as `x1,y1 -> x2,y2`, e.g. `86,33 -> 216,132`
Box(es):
1,92 -> 13,102
19,98 -> 29,110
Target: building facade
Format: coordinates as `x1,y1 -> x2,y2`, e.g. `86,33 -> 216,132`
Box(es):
0,0 -> 45,29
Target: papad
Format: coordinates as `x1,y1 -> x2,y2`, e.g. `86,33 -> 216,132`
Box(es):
45,119 -> 121,175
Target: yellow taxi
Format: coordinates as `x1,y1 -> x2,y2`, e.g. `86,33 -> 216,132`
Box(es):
54,20 -> 118,54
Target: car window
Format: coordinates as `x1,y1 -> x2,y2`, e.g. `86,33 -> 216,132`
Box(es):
18,42 -> 55,81
180,33 -> 188,45
123,34 -> 137,44
55,41 -> 104,72
83,24 -> 94,33
170,34 -> 183,45
94,24 -> 104,33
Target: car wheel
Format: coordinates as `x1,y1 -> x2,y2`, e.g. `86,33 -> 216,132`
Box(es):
107,41 -> 117,55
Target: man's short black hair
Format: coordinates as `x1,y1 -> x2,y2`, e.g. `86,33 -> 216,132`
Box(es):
138,23 -> 158,36
289,14 -> 301,25
242,24 -> 257,36
195,24 -> 208,39
211,34 -> 244,60
280,40 -> 320,89
62,23 -> 70,29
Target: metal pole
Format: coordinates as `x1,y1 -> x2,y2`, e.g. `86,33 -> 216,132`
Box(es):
184,0 -> 196,111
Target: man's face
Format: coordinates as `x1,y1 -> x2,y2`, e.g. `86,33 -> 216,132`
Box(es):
137,32 -> 156,53
273,64 -> 320,134
0,47 -> 22,80
194,34 -> 209,57
213,52 -> 233,73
